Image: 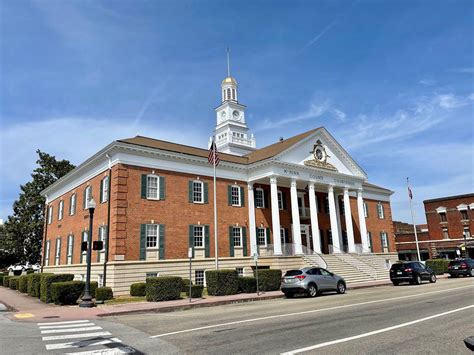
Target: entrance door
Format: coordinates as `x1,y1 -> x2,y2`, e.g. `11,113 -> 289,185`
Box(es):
300,225 -> 311,252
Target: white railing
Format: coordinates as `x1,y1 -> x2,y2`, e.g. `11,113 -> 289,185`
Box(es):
331,245 -> 378,280
230,136 -> 256,147
261,243 -> 327,269
298,207 -> 311,217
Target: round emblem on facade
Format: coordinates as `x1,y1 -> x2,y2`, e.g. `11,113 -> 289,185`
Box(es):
315,148 -> 324,161
232,110 -> 240,120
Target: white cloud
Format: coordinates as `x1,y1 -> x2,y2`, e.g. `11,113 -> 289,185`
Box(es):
449,67 -> 474,74
332,108 -> 347,122
419,78 -> 436,86
299,21 -> 337,53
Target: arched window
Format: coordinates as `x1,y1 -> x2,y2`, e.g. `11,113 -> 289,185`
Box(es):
232,88 -> 236,100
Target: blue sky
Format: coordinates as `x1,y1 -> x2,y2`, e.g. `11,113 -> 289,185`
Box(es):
1,0 -> 473,224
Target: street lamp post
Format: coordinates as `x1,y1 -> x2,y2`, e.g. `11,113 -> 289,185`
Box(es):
79,198 -> 96,308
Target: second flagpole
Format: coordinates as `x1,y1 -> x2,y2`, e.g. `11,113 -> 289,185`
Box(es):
407,177 -> 421,262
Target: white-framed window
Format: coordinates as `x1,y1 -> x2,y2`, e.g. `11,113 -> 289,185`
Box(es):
461,209 -> 468,220
363,202 -> 368,218
231,185 -> 241,206
381,232 -> 388,248
193,225 -> 204,248
193,180 -> 204,203
67,234 -> 73,264
442,228 -> 449,239
277,191 -> 284,210
101,176 -> 109,203
195,270 -> 205,286
255,188 -> 265,208
58,200 -> 64,221
84,185 -> 92,209
377,203 -> 385,219
81,231 -> 88,263
146,272 -> 158,278
146,224 -> 158,249
280,228 -> 286,244
367,231 -> 372,252
464,227 -> 471,239
147,175 -> 159,199
48,206 -> 53,224
236,267 -> 243,277
439,212 -> 447,222
44,240 -> 50,265
69,193 -> 76,215
55,238 -> 61,265
257,228 -> 266,246
232,227 -> 242,247
98,274 -> 104,288
98,226 -> 107,252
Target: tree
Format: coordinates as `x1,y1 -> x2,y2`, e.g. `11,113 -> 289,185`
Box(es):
0,150 -> 75,266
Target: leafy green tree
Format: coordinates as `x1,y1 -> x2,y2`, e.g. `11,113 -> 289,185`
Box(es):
0,150 -> 75,266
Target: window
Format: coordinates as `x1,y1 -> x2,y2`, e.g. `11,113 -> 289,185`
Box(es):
280,228 -> 286,244
439,212 -> 447,222
193,180 -> 204,203
328,230 -> 333,245
147,175 -> 159,199
232,88 -> 236,100
98,226 -> 107,252
227,88 -> 231,100
377,203 -> 385,219
67,235 -> 73,264
464,228 -> 471,239
146,224 -> 158,248
320,269 -> 331,276
195,270 -> 205,286
101,176 -> 109,203
236,267 -> 243,277
69,194 -> 76,215
325,197 -> 330,214
277,191 -> 284,210
98,274 -> 104,288
257,228 -> 266,246
231,185 -> 241,206
442,228 -> 449,239
367,231 -> 372,252
44,240 -> 50,265
81,232 -> 88,263
58,200 -> 64,221
48,206 -> 53,224
340,200 -> 345,215
461,210 -> 468,220
363,202 -> 368,218
146,272 -> 158,278
55,238 -> 61,265
232,227 -> 242,247
381,232 -> 388,248
193,226 -> 204,248
255,188 -> 264,208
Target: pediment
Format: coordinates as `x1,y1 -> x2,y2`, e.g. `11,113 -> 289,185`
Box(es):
274,128 -> 367,178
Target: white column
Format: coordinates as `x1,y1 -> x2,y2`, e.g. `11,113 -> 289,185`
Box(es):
290,179 -> 303,255
308,183 -> 321,254
270,177 -> 282,255
335,195 -> 343,250
248,183 -> 257,256
328,185 -> 342,253
357,189 -> 369,253
343,187 -> 356,253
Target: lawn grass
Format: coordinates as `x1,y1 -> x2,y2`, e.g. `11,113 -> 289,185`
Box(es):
104,296 -> 146,305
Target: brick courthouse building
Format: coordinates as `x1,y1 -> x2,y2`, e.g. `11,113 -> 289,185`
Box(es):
41,73 -> 397,295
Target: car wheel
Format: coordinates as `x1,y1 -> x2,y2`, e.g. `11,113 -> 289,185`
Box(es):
307,284 -> 318,297
392,281 -> 399,286
429,274 -> 436,283
414,275 -> 421,285
470,270 -> 474,277
336,281 -> 346,294
284,292 -> 294,298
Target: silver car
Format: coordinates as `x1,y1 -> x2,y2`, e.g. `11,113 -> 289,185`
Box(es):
281,267 -> 346,298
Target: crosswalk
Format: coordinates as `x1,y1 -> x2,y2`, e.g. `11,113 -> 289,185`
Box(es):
37,319 -> 138,354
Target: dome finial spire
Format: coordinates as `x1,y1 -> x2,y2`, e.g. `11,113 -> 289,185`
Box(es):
226,46 -> 231,77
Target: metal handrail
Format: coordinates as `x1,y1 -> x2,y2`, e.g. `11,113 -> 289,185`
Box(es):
261,243 -> 327,269
331,245 -> 378,280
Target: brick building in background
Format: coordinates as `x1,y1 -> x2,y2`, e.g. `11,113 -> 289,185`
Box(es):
41,71 -> 397,295
395,193 -> 474,260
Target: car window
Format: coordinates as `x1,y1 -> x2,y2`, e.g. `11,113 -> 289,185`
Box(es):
320,269 -> 331,276
309,268 -> 322,275
284,270 -> 303,277
417,263 -> 425,270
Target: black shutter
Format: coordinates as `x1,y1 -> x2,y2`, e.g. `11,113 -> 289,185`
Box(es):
140,224 -> 146,260
189,225 -> 195,258
83,188 -> 87,209
141,174 -> 147,199
285,228 -> 290,243
229,226 -> 234,257
266,227 -> 271,245
240,186 -> 245,207
204,182 -> 209,204
188,181 -> 193,202
242,227 -> 247,256
70,235 -> 74,265
100,179 -> 104,203
282,191 -> 286,210
80,232 -> 84,263
204,225 -> 210,257
97,227 -> 101,262
227,185 -> 232,205
263,189 -> 268,208
159,225 -> 165,259
159,176 -> 166,200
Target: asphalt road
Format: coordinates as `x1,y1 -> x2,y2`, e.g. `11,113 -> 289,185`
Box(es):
109,277 -> 474,355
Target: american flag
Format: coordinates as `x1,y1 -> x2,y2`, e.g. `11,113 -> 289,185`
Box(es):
208,138 -> 220,166
408,186 -> 413,200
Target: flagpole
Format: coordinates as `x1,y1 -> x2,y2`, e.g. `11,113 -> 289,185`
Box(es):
407,177 -> 421,262
213,138 -> 219,270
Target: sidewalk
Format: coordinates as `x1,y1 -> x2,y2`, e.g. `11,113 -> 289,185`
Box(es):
1,277 -> 446,323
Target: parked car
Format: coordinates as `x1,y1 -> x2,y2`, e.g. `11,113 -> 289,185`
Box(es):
281,267 -> 346,298
390,261 -> 437,286
448,258 -> 474,277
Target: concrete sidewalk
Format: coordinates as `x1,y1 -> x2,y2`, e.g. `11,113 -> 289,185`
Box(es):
0,276 -> 448,323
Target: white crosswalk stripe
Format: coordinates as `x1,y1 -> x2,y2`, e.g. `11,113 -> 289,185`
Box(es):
37,319 -> 137,354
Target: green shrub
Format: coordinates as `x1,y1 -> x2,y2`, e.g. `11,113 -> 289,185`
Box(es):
0,273 -> 4,285
426,259 -> 451,275
51,281 -> 85,305
26,270 -> 35,274
186,285 -> 204,298
238,277 -> 257,293
9,276 -> 19,290
95,287 -> 113,301
146,277 -> 182,302
2,275 -> 12,287
27,273 -> 43,297
18,275 -> 28,293
256,269 -> 282,291
206,269 -> 239,296
40,274 -> 74,303
130,282 -> 146,297
181,278 -> 193,292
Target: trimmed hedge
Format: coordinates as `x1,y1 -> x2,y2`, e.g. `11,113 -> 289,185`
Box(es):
96,287 -> 113,301
186,285 -> 204,298
238,277 -> 257,293
426,259 -> 451,275
9,276 -> 19,290
146,277 -> 182,302
206,269 -> 239,296
81,281 -> 98,298
181,278 -> 192,292
40,274 -> 74,303
27,273 -> 42,297
256,269 -> 282,291
18,275 -> 28,293
3,275 -> 12,287
130,282 -> 146,297
51,281 -> 85,305
0,273 -> 4,285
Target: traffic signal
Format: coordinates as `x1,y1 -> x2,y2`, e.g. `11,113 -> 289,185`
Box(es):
93,241 -> 104,251
81,241 -> 88,252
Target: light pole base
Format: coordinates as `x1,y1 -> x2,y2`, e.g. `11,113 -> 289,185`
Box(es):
79,298 -> 95,308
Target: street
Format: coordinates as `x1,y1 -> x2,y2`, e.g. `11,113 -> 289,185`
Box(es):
1,277 -> 473,354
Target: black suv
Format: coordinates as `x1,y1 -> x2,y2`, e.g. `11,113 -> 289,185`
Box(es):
390,261 -> 436,286
448,258 -> 474,278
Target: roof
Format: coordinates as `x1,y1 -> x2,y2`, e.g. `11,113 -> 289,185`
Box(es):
423,193 -> 474,204
362,181 -> 393,193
